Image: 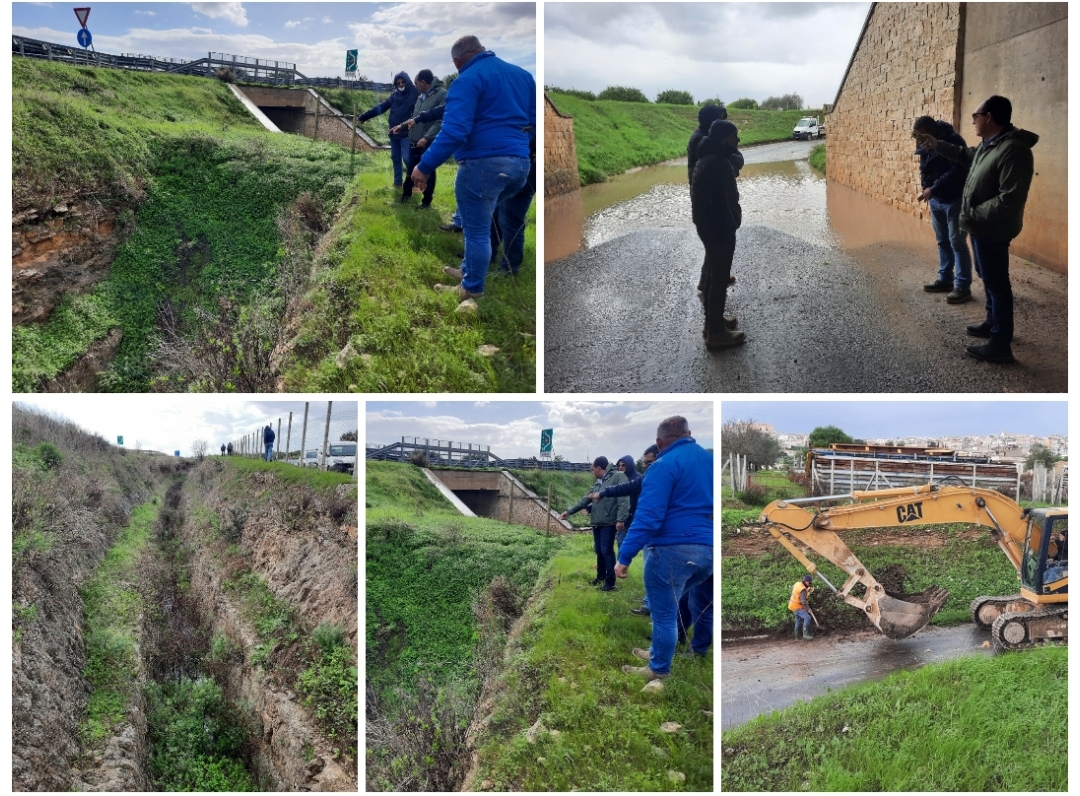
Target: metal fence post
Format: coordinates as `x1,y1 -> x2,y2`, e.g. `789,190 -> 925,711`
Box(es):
276,418 -> 281,461
300,402 -> 310,469
321,402 -> 332,471
285,412 -> 293,464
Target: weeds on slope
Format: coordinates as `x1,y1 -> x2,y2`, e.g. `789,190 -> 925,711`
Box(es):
470,533 -> 714,791
721,646 -> 1066,791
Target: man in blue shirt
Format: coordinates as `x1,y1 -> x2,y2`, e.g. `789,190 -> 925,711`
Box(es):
410,35 -> 534,300
615,416 -> 713,679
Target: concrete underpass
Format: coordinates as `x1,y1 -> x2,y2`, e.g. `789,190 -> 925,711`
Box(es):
424,469 -> 573,533
232,85 -> 382,151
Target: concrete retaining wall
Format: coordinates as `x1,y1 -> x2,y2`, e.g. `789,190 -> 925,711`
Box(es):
427,469 -> 573,533
544,94 -> 580,198
235,86 -> 381,152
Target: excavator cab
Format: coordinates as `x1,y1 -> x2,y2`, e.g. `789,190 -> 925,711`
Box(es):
1023,511 -> 1068,596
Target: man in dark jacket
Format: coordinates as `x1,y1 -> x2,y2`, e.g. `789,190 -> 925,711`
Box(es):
394,70 -> 447,208
688,104 -> 743,294
560,457 -> 629,592
263,425 -> 275,462
917,95 -> 1038,363
913,116 -> 973,304
359,71 -> 419,187
691,118 -> 745,349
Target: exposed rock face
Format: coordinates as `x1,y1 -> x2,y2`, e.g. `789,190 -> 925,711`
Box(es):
12,200 -> 121,326
43,328 -> 124,393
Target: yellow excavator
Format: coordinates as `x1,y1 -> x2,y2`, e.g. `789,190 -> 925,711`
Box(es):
759,484 -> 1067,650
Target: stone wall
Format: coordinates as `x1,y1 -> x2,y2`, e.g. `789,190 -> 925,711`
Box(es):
828,2 -> 1068,273
827,3 -> 963,219
544,94 -> 579,198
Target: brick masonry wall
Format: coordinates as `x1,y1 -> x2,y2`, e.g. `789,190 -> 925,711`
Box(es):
827,3 -> 962,221
545,94 -> 579,198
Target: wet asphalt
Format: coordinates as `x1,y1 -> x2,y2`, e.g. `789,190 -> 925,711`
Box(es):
544,153 -> 1067,393
720,624 -> 995,730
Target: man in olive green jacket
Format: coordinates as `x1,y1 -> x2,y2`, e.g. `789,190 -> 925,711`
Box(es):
916,95 -> 1038,364
395,71 -> 447,208
560,457 -> 629,591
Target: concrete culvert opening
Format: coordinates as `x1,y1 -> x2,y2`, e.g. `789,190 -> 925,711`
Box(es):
423,469 -> 573,532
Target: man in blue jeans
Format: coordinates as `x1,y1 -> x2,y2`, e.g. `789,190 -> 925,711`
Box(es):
262,424 -> 275,462
358,72 -> 418,187
615,416 -> 713,680
913,115 -> 972,304
410,35 -> 534,300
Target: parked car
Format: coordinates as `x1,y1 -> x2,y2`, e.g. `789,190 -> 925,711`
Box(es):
327,442 -> 357,474
792,117 -> 822,140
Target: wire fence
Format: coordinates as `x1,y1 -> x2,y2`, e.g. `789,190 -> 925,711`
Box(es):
220,401 -> 358,474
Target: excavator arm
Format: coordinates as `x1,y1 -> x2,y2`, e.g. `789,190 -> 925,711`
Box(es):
760,485 -> 1034,639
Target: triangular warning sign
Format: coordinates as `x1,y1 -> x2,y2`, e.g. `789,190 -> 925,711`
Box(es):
74,7 -> 91,28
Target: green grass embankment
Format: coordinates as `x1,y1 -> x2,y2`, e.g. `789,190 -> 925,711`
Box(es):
721,646 -> 1066,791
14,60 -> 535,393
809,142 -> 826,173
508,468 -> 597,527
547,92 -> 815,184
471,532 -> 713,791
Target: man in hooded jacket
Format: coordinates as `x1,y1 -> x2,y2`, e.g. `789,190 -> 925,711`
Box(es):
359,71 -> 419,187
560,457 -> 629,592
688,104 -> 744,294
916,95 -> 1038,364
395,70 -> 447,208
913,116 -> 972,303
691,118 -> 745,349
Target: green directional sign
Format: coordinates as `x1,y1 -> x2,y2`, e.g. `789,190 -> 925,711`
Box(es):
540,429 -> 553,453
345,49 -> 358,73
117,436 -> 124,445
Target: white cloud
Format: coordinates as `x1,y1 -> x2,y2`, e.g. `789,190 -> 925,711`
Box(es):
322,16 -> 332,24
191,2 -> 248,28
135,10 -> 156,16
284,20 -> 301,29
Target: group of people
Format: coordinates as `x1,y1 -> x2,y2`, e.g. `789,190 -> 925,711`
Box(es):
688,94 -> 1038,364
559,416 -> 714,681
359,35 -> 536,300
216,424 -> 275,461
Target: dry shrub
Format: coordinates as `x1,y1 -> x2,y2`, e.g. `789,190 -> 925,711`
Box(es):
408,451 -> 429,468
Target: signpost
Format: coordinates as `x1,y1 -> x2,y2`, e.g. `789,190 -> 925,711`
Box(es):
345,49 -> 358,73
73,7 -> 93,52
541,429 -> 553,453
117,436 -> 124,446
77,28 -> 92,48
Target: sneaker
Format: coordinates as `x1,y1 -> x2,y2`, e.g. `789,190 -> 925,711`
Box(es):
703,316 -> 739,339
923,279 -> 954,293
443,265 -> 463,280
416,202 -> 432,211
440,223 -> 463,233
966,343 -> 1015,364
631,647 -> 651,662
966,321 -> 993,338
600,583 -> 617,592
630,606 -> 651,617
434,283 -> 484,300
705,329 -> 747,349
621,665 -> 667,680
946,287 -> 972,304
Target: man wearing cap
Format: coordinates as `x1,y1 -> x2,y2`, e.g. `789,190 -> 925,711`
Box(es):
560,457 -> 629,592
789,574 -> 816,640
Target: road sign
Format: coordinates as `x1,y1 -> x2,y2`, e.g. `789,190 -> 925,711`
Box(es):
74,7 -> 90,27
175,451 -> 181,457
117,436 -> 124,445
345,49 -> 358,73
540,429 -> 553,453
77,28 -> 92,48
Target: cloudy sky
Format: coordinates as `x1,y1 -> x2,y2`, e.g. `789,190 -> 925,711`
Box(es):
12,2 -> 536,80
545,2 -> 870,108
18,398 -> 359,457
723,401 -> 1068,439
367,401 -> 714,462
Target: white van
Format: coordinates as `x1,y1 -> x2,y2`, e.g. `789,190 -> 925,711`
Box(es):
327,442 -> 357,474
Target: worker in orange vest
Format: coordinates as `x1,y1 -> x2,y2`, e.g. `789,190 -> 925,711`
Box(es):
788,574 -> 815,640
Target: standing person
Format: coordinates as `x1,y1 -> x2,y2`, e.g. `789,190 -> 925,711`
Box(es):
692,118 -> 745,349
226,442 -> 233,456
688,104 -> 742,294
490,135 -> 537,277
789,574 -> 815,640
220,444 -> 226,456
913,115 -> 973,303
359,72 -> 419,188
590,454 -> 643,549
411,35 -> 534,301
560,457 -> 629,592
395,70 -> 447,209
915,95 -> 1038,363
615,416 -> 713,680
263,425 -> 275,462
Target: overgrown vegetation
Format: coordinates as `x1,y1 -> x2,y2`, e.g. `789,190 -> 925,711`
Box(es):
809,142 -> 826,173
546,91 -> 818,184
79,500 -> 158,745
721,646 -> 1066,790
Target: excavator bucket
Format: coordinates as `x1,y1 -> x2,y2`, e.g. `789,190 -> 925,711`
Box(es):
875,586 -> 950,640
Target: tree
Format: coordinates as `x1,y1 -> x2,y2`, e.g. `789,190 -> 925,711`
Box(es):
727,98 -> 759,110
699,97 -> 725,108
760,93 -> 804,111
191,439 -> 209,461
808,426 -> 854,448
656,89 -> 694,105
721,419 -> 783,471
1026,443 -> 1058,470
442,72 -> 458,90
597,85 -> 650,103
340,430 -> 358,441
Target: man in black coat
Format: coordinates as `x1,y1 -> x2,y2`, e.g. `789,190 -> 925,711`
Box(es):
688,105 -> 744,294
691,118 -> 745,349
913,116 -> 973,304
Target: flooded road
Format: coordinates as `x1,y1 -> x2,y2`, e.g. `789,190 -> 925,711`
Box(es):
544,141 -> 1067,393
721,624 -> 995,731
